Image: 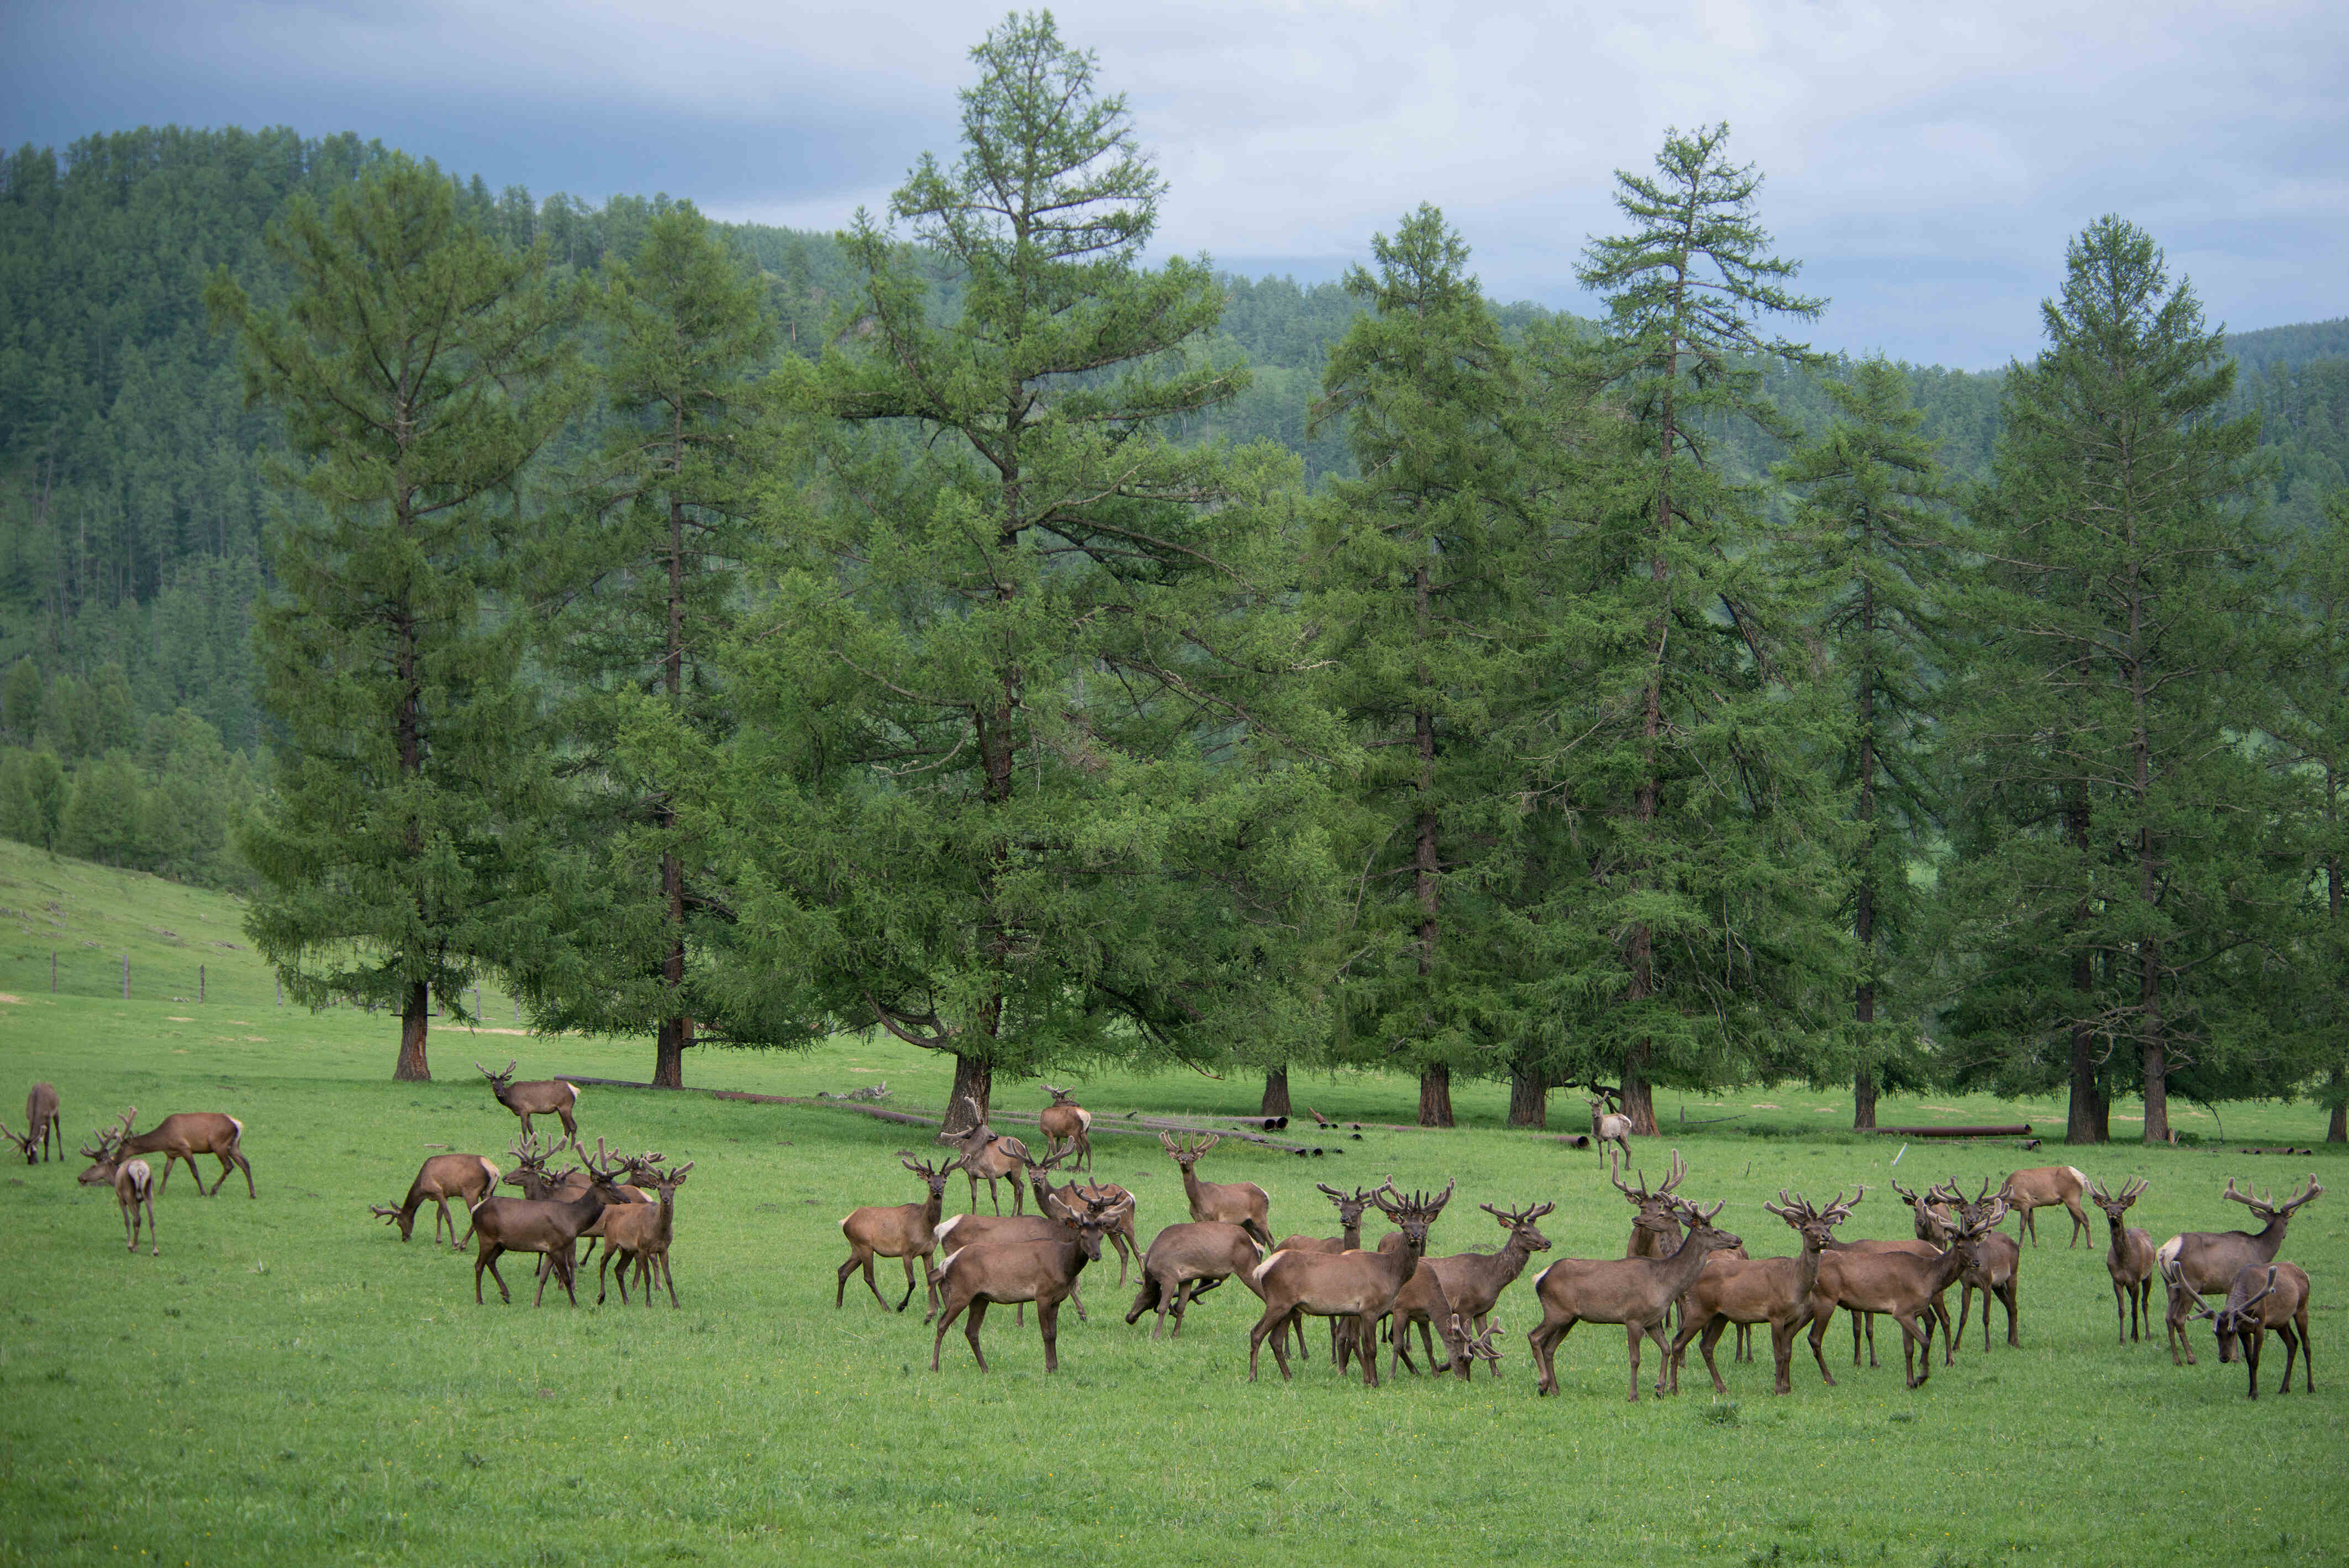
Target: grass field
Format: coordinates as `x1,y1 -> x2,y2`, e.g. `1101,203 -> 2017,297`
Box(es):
2,841 -> 2345,1567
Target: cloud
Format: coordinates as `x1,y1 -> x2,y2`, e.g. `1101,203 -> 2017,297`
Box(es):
4,0 -> 2341,366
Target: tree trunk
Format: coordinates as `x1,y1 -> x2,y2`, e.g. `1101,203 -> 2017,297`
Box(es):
1260,1068 -> 1291,1119
1417,1061 -> 1454,1129
1853,1060 -> 1878,1132
393,979 -> 430,1082
2066,1016 -> 2104,1146
945,1054 -> 993,1133
1620,1050 -> 1656,1137
2141,1033 -> 2169,1145
1508,1065 -> 1548,1128
653,1014 -> 691,1090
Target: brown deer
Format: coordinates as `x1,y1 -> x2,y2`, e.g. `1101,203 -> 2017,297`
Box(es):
1372,1251 -> 1472,1382
1919,1178 -> 2022,1354
1588,1096 -> 1634,1165
476,1060 -> 582,1153
1248,1182 -> 1452,1387
1609,1148 -> 1744,1354
1162,1132 -> 1273,1249
502,1136 -> 654,1288
1456,1314 -> 1504,1375
1671,1190 -> 1856,1396
1997,1164 -> 2092,1248
1037,1085 -> 1094,1174
1272,1181 -> 1395,1361
76,1112 -> 157,1255
1813,1185 -> 1950,1367
4,1083 -> 61,1164
2157,1174 -> 2322,1365
1024,1153 -> 1139,1286
930,1194 -> 1131,1373
596,1153 -> 693,1307
2185,1262 -> 2313,1399
1804,1198 -> 2003,1389
931,1180 -> 1099,1324
466,1155 -> 624,1306
1124,1221 -> 1265,1339
2089,1177 -> 2157,1343
836,1157 -> 960,1317
371,1153 -> 502,1248
87,1108 -> 253,1198
1529,1196 -> 1742,1401
936,1096 -> 1032,1215
1396,1202 -> 1554,1378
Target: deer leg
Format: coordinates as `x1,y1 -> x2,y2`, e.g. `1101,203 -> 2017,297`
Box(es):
989,1175 -> 1003,1217
2000,1279 -> 2018,1347
1623,1322 -> 1646,1403
1037,1298 -> 1060,1372
1067,1280 -> 1087,1324
1955,1285 -> 1974,1359
661,1250 -> 678,1308
1690,1317 -> 1730,1396
601,1246 -> 620,1306
1896,1309 -> 1934,1388
1850,1309 -> 1864,1366
931,1295 -> 966,1371
480,1248 -> 510,1304
1167,1277 -> 1195,1339
1356,1312 -> 1381,1387
143,1188 -> 157,1255
2275,1323 -> 2298,1394
895,1253 -> 920,1313
1806,1304 -> 1839,1387
835,1246 -> 863,1308
2245,1328 -> 2262,1399
2068,1199 -> 2088,1248
534,1250 -> 556,1307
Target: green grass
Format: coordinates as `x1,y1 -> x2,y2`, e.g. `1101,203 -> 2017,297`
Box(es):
1,845 -> 2346,1566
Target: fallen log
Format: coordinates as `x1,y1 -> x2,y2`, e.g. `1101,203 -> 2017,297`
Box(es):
1861,1123 -> 2034,1138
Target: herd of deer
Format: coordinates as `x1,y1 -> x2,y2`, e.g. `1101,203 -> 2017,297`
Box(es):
833,1090 -> 2326,1402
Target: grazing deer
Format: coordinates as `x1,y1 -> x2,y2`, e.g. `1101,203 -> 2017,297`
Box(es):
1038,1085 -> 1094,1174
1402,1202 -> 1554,1378
1453,1314 -> 1504,1376
1529,1196 -> 1742,1401
2185,1262 -> 2313,1399
597,1153 -> 693,1307
930,1194 -> 1131,1373
936,1096 -> 1032,1216
2089,1177 -> 2157,1343
1588,1096 -> 1634,1165
2156,1175 -> 2322,1365
5,1083 -> 61,1164
1919,1178 -> 2022,1354
85,1108 -> 253,1198
1805,1198 -> 2003,1389
476,1060 -> 582,1153
1249,1182 -> 1452,1387
76,1112 -> 157,1255
838,1157 -> 960,1317
1997,1165 -> 2092,1248
466,1155 -> 624,1306
1125,1221 -> 1265,1339
1374,1251 -> 1472,1382
372,1153 -> 502,1248
1672,1190 -> 1855,1396
1161,1132 -> 1273,1249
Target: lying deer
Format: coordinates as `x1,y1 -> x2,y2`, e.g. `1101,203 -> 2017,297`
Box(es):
837,1156 -> 960,1317
930,1193 -> 1131,1373
3,1083 -> 61,1164
1249,1182 -> 1452,1387
477,1060 -> 582,1153
2089,1176 -> 2157,1343
597,1153 -> 693,1307
1162,1132 -> 1273,1249
372,1153 -> 501,1249
1529,1195 -> 1742,1401
1997,1164 -> 2092,1248
1038,1084 -> 1094,1174
1124,1220 -> 1265,1339
2157,1174 -> 2322,1366
2186,1262 -> 2313,1400
1671,1189 -> 1855,1396
77,1111 -> 157,1255
936,1097 -> 1032,1216
467,1155 -> 624,1306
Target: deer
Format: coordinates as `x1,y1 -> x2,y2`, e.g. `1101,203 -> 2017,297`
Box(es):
1917,1178 -> 2023,1355
1024,1151 -> 1139,1286
595,1152 -> 693,1308
371,1153 -> 502,1248
930,1193 -> 1131,1373
1609,1148 -> 1744,1353
1125,1221 -> 1266,1339
4,1083 -> 61,1164
501,1136 -> 654,1287
466,1154 -> 624,1306
1803,1197 -> 2003,1389
1810,1184 -> 1949,1368
476,1060 -> 582,1153
1272,1181 -> 1395,1361
2089,1176 -> 2157,1343
1529,1196 -> 1743,1401
2184,1262 -> 2313,1399
1453,1314 -> 1504,1376
1398,1202 -> 1555,1378
2156,1174 -> 2322,1366
1671,1189 -> 1856,1396
1248,1182 -> 1452,1387
76,1111 -> 157,1255
1037,1084 -> 1094,1174
1372,1249 -> 1472,1382
1588,1095 -> 1633,1165
1162,1131 -> 1273,1249
1997,1164 -> 2092,1248
837,1156 -> 961,1317
931,1174 -> 1101,1324
85,1108 -> 253,1198
935,1096 -> 1032,1215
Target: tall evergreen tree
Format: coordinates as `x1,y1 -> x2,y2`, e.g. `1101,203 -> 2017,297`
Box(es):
207,153 -> 581,1081
2276,489 -> 2349,1141
1942,217 -> 2278,1144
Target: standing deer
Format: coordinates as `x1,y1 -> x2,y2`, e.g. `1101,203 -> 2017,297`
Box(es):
1162,1132 -> 1273,1249
1403,1202 -> 1554,1378
1804,1198 -> 2003,1390
372,1153 -> 502,1248
936,1097 -> 1031,1216
2089,1177 -> 2157,1343
4,1083 -> 61,1163
1671,1190 -> 1855,1396
1273,1181 -> 1395,1362
930,1194 -> 1131,1373
2156,1174 -> 2322,1365
932,1177 -> 1100,1324
77,1112 -> 156,1255
1528,1196 -> 1742,1401
1374,1250 -> 1472,1382
2187,1262 -> 2313,1399
82,1107 -> 252,1199
1038,1085 -> 1094,1174
466,1155 -> 623,1306
597,1153 -> 693,1308
1919,1178 -> 2022,1354
1023,1153 -> 1139,1286
1997,1165 -> 2092,1248
1249,1182 -> 1452,1387
1811,1185 -> 1948,1368
836,1157 -> 960,1317
1588,1096 -> 1634,1165
1609,1149 -> 1740,1351
476,1060 -> 582,1152
1125,1221 -> 1265,1339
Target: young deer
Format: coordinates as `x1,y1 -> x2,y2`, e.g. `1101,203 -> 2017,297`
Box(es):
466,1156 -> 623,1306
1124,1221 -> 1265,1339
1162,1132 -> 1273,1249
371,1153 -> 501,1249
1921,1178 -> 2022,1354
1037,1085 -> 1094,1174
2187,1262 -> 2313,1400
1588,1096 -> 1633,1165
930,1194 -> 1131,1373
2089,1177 -> 2157,1343
1528,1196 -> 1743,1401
936,1097 -> 1032,1216
1671,1190 -> 1855,1396
837,1156 -> 960,1317
1997,1165 -> 2092,1248
6,1083 -> 61,1164
2156,1174 -> 2322,1365
476,1060 -> 582,1153
1249,1182 -> 1452,1387
77,1112 -> 157,1254
97,1108 -> 252,1198
1805,1197 -> 2003,1389
597,1153 -> 693,1307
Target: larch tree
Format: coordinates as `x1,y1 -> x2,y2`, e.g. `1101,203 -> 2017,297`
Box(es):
207,154 -> 581,1081
2275,489 -> 2349,1141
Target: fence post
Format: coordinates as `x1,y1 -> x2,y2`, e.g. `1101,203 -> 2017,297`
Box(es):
275,975 -> 283,1006
50,951 -> 57,993
199,964 -> 206,1003
122,953 -> 129,999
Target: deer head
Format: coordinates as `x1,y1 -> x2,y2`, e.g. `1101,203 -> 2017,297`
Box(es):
476,1059 -> 519,1090
1043,1084 -> 1077,1106
0,1121 -> 33,1164
2089,1176 -> 2148,1223
2222,1175 -> 2322,1223
1479,1200 -> 1556,1254
902,1155 -> 958,1202
1451,1313 -> 1504,1374
76,1108 -> 135,1186
1158,1131 -> 1218,1167
1610,1146 -> 1688,1230
1319,1180 -> 1396,1232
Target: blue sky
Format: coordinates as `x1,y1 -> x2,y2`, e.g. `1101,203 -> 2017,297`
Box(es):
4,0 -> 2341,369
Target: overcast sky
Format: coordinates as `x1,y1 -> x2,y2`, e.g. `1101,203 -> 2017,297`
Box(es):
5,0 -> 2342,368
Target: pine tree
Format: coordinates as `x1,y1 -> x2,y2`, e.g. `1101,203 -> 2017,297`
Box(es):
1773,360 -> 1958,1128
2277,490 -> 2349,1140
206,153 -> 582,1081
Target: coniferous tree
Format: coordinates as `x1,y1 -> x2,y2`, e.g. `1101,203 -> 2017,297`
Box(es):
2276,489 -> 2349,1140
207,153 -> 582,1081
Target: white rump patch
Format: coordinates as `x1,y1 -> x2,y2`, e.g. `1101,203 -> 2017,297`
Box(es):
936,1216 -> 966,1246
1075,1108 -> 1093,1132
1532,1261 -> 1556,1291
2155,1236 -> 2183,1271
563,1083 -> 582,1103
2067,1166 -> 2088,1188
939,1248 -> 965,1275
1251,1250 -> 1288,1286
479,1159 -> 500,1185
227,1116 -> 244,1141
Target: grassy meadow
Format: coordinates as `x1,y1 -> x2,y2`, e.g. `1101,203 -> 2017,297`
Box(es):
2,839 -> 2346,1567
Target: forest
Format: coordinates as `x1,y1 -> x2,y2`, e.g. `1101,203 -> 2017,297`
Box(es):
1,13 -> 2343,1146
